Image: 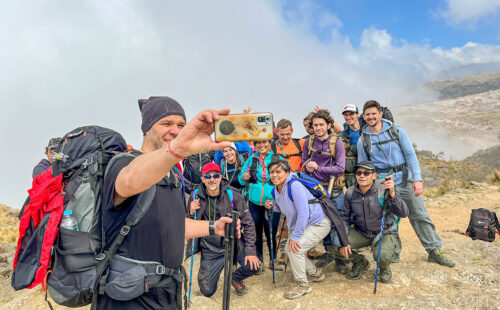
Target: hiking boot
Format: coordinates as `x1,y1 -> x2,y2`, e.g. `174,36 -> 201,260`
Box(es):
272,259 -> 284,271
283,282 -> 312,300
335,258 -> 347,274
231,280 -> 248,296
308,248 -> 324,260
307,268 -> 325,282
278,252 -> 287,265
379,266 -> 392,283
347,255 -> 369,280
428,250 -> 455,267
315,253 -> 335,268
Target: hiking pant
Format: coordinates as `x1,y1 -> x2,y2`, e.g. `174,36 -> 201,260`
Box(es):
330,229 -> 398,269
198,248 -> 257,297
286,217 -> 331,283
323,192 -> 345,249
248,201 -> 279,262
396,182 -> 442,252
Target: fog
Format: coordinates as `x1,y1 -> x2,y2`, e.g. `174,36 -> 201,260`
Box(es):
1,1 -> 500,208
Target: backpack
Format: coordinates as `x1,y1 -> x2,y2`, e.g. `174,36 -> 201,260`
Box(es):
466,208 -> 500,242
247,153 -> 280,184
304,134 -> 346,189
359,107 -> 400,161
270,139 -> 302,159
272,172 -> 349,247
341,123 -> 358,188
11,126 -> 128,305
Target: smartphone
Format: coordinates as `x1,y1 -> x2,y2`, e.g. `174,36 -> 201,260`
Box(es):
214,113 -> 274,142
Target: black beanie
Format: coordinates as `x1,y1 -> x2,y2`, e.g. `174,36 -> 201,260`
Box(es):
139,96 -> 186,134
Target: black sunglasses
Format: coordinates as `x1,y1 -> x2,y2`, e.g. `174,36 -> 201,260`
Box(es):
355,171 -> 373,177
203,173 -> 221,179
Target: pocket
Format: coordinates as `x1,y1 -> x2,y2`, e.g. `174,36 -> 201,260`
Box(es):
104,266 -> 147,301
57,228 -> 95,273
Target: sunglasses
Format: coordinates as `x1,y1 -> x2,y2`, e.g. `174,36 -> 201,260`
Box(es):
203,173 -> 220,179
355,171 -> 374,177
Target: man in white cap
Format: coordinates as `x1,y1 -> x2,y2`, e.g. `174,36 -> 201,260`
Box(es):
340,104 -> 361,188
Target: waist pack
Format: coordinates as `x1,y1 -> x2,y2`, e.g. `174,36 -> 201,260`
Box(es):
272,172 -> 349,247
466,208 -> 500,242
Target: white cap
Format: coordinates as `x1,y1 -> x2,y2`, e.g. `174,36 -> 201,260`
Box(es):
342,104 -> 358,114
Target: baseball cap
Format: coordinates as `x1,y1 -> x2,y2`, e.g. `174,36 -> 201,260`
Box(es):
342,104 -> 359,114
355,161 -> 375,171
202,162 -> 221,175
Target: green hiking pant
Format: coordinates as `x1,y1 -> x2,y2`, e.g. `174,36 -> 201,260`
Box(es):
396,181 -> 442,252
330,229 -> 398,269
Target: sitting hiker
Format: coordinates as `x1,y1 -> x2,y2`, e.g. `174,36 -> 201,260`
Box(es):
32,137 -> 62,178
269,159 -> 330,299
220,143 -> 246,192
188,163 -> 259,296
330,161 -> 408,283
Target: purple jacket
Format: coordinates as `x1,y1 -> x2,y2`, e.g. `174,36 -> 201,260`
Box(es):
273,173 -> 325,242
301,135 -> 346,183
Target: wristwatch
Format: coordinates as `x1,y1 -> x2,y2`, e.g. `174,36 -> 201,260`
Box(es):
209,220 -> 216,236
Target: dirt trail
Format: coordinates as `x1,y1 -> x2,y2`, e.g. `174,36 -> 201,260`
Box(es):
1,184 -> 499,310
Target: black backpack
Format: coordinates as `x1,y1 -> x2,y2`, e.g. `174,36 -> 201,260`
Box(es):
466,208 -> 500,242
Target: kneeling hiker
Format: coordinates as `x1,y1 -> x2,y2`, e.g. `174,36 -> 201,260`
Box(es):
187,163 -> 259,297
269,159 -> 331,299
331,161 -> 408,283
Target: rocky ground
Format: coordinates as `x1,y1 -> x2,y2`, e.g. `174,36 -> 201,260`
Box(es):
1,183 -> 499,310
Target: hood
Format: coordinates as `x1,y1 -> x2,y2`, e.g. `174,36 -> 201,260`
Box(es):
361,118 -> 393,135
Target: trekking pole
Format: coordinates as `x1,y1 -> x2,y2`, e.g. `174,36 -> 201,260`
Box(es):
222,211 -> 239,310
187,210 -> 197,306
374,190 -> 389,294
265,209 -> 276,284
277,217 -> 286,250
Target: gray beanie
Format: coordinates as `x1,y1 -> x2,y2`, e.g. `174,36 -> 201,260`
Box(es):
138,96 -> 186,134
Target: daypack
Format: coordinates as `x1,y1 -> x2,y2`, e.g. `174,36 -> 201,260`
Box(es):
304,134 -> 346,189
466,208 -> 500,242
272,172 -> 349,247
341,123 -> 358,188
270,139 -> 302,159
12,168 -> 64,290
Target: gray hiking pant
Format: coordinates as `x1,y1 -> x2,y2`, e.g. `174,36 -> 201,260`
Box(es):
396,181 -> 442,252
286,217 -> 331,283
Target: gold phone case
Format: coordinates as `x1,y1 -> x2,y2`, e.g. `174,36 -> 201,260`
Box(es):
215,113 -> 274,142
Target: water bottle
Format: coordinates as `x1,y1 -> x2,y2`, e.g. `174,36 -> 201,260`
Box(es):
60,210 -> 79,231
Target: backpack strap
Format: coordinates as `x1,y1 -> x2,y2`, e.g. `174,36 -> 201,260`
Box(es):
361,129 -> 372,161
270,140 -> 278,154
493,211 -> 500,236
346,186 -> 355,202
343,123 -> 351,141
226,188 -> 234,208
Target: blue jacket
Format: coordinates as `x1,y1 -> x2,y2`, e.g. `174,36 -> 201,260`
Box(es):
214,142 -> 252,164
357,119 -> 422,185
238,151 -> 281,206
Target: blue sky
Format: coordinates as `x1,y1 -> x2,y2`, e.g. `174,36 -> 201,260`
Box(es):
283,0 -> 500,48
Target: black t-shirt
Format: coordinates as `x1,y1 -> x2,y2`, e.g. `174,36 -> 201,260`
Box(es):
98,155 -> 185,310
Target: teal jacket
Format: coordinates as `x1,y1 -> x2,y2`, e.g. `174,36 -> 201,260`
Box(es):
238,151 -> 281,206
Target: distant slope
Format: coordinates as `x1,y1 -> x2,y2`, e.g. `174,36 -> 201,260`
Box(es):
394,89 -> 500,159
425,70 -> 500,100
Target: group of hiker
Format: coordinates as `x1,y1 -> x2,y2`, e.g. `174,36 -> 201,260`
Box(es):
25,96 -> 455,309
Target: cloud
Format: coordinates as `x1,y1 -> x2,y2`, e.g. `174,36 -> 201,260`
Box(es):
440,0 -> 500,24
1,0 -> 500,208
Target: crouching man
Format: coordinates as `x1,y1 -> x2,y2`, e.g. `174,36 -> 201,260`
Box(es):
187,163 -> 259,297
331,161 -> 408,283
268,159 -> 330,299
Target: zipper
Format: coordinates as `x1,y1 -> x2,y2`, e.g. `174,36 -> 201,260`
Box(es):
362,195 -> 368,231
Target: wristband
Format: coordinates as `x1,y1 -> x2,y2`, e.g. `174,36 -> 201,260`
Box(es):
209,220 -> 216,236
166,140 -> 184,160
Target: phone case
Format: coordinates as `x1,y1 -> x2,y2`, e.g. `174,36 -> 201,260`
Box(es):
214,113 -> 274,142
